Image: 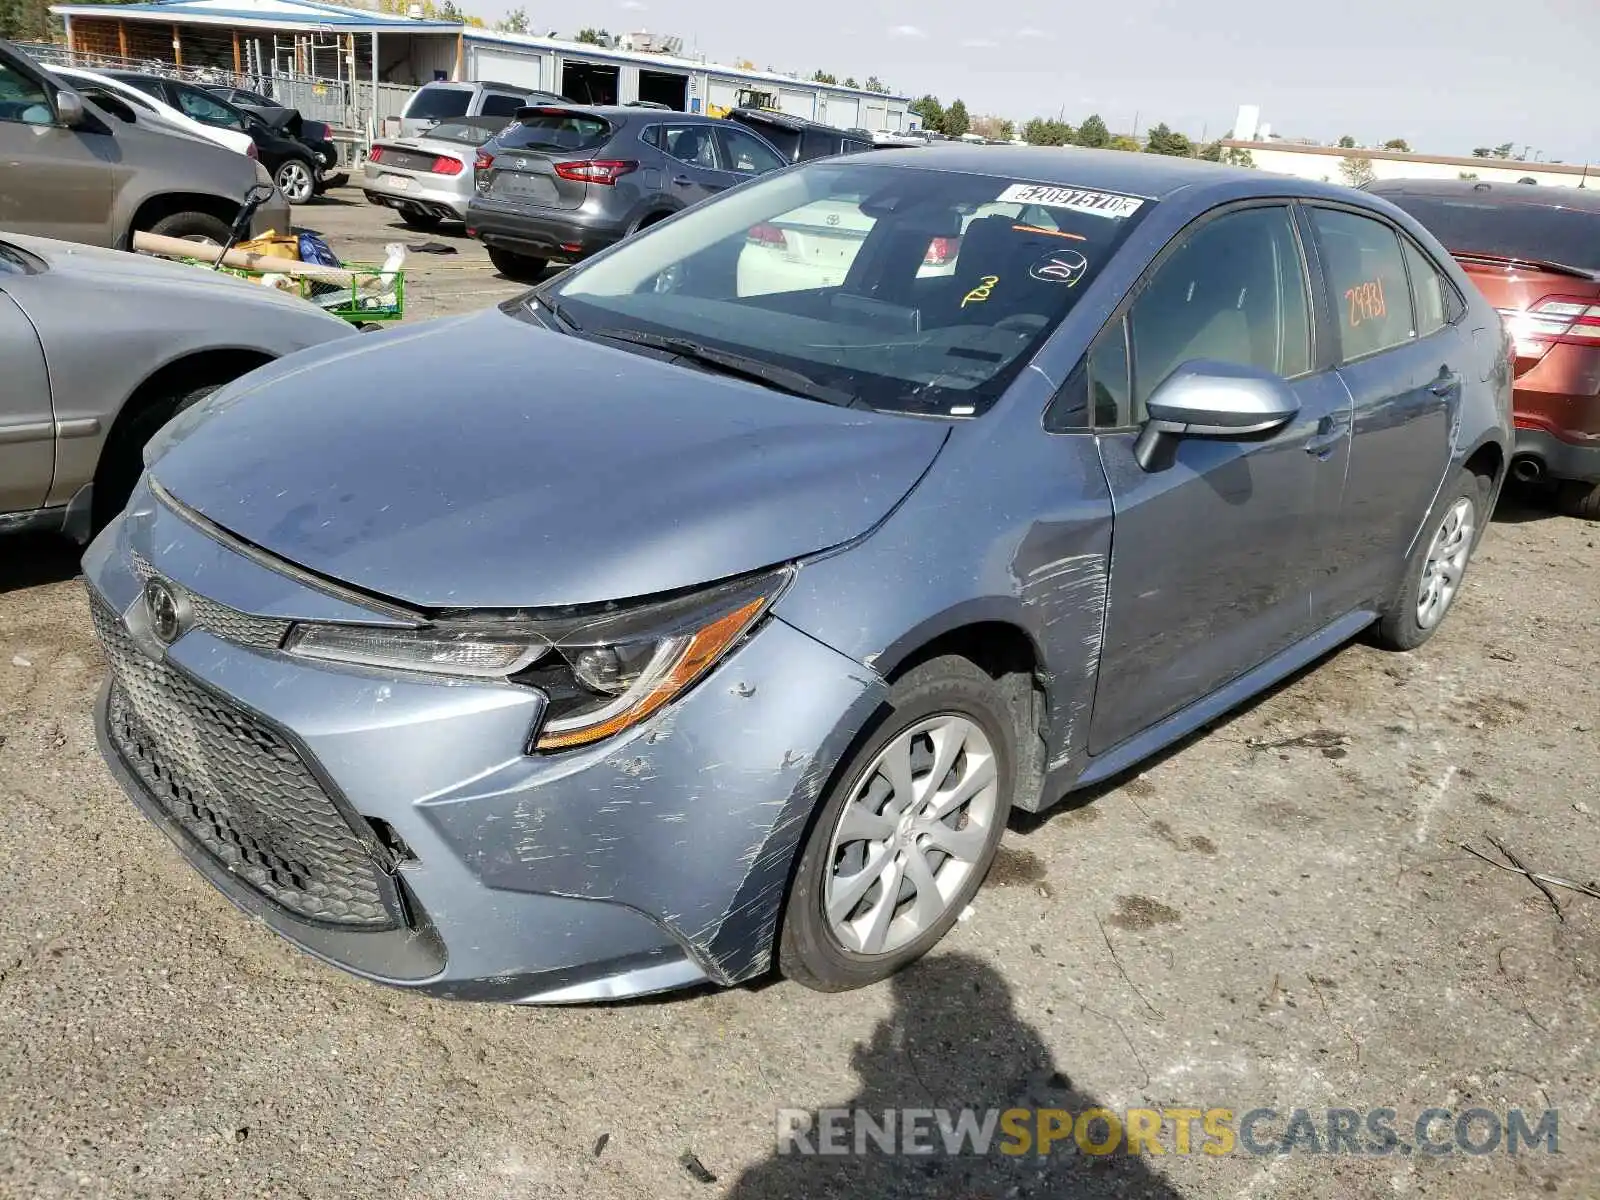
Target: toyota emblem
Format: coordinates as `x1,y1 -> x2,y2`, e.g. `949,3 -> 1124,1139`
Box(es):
143,578 -> 190,647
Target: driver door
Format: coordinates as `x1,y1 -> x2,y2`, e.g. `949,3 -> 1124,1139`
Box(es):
1075,202 -> 1353,754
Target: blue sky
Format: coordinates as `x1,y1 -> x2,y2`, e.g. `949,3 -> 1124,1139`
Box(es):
476,0 -> 1597,163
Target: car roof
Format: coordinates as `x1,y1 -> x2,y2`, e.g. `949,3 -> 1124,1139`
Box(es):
1367,177 -> 1600,212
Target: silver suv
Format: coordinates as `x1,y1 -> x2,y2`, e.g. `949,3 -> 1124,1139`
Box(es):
397,80 -> 567,139
465,105 -> 786,280
0,41 -> 287,246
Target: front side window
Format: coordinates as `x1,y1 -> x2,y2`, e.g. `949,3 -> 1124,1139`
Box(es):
1126,205 -> 1312,417
547,163 -> 1152,417
1309,207 -> 1415,361
173,84 -> 242,129
0,62 -> 54,126
718,127 -> 783,174
661,123 -> 719,169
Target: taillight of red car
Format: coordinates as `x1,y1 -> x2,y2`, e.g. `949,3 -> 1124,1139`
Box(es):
1496,295 -> 1600,360
923,235 -> 960,266
553,159 -> 638,185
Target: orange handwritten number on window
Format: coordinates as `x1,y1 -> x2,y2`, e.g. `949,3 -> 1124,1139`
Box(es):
1345,279 -> 1387,328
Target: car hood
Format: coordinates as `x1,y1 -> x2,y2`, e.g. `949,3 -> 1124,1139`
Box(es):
147,306 -> 950,610
2,234 -> 336,318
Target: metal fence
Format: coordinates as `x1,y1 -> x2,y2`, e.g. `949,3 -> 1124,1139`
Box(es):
16,40 -> 417,162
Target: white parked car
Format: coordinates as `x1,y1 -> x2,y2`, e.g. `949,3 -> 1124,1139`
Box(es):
736,198 -> 1073,296
51,67 -> 257,159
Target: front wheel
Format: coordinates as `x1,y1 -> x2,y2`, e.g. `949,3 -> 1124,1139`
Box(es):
1373,467 -> 1488,651
778,655 -> 1016,992
274,159 -> 315,205
487,246 -> 549,282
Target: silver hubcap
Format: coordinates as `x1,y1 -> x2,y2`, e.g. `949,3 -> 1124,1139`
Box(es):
824,714 -> 999,956
1417,497 -> 1474,629
277,162 -> 312,203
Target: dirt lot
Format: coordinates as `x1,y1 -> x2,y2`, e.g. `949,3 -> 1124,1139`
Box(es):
2,188 -> 1597,1199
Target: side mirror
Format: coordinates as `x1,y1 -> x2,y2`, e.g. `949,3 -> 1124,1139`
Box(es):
1133,360 -> 1299,471
54,89 -> 85,128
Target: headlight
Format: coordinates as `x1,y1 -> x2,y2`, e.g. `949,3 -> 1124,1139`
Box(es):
283,567 -> 792,751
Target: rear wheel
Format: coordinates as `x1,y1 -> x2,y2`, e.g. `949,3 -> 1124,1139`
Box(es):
778,656 -> 1016,992
1373,467 -> 1488,650
1556,480 -> 1600,521
487,246 -> 549,282
274,159 -> 315,204
145,211 -> 232,245
399,207 -> 443,231
93,382 -> 225,533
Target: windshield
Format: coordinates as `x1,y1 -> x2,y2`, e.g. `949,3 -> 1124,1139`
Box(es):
405,85 -> 471,121
1382,193 -> 1600,274
547,161 -> 1152,417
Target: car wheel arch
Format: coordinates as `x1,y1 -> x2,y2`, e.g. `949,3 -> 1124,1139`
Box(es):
123,193 -> 242,249
630,206 -> 679,235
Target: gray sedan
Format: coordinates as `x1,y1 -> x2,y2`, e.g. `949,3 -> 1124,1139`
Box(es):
0,233 -> 355,540
86,147 -> 1512,1004
362,115 -> 509,229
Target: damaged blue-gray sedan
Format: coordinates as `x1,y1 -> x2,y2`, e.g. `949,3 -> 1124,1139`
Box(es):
84,146 -> 1512,1003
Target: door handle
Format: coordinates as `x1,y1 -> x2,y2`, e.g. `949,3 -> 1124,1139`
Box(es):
1427,371 -> 1460,397
672,175 -> 693,186
1304,430 -> 1344,459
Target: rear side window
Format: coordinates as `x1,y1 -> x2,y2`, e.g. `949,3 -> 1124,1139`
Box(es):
498,112 -> 612,152
1126,205 -> 1313,416
406,86 -> 471,121
478,92 -> 523,117
1309,208 -> 1415,361
1402,238 -> 1451,337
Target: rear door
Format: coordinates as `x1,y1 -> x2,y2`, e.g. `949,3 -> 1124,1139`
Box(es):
0,55 -> 112,244
1304,204 -> 1465,613
659,121 -> 731,202
0,278 -> 54,515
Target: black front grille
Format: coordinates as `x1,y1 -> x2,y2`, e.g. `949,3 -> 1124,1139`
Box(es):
91,592 -> 400,929
130,554 -> 290,651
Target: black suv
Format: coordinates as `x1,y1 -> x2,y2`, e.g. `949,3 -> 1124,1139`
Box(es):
723,108 -> 881,163
466,105 -> 786,281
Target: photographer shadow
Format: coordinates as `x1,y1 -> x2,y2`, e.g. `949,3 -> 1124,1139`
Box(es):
726,952 -> 1186,1199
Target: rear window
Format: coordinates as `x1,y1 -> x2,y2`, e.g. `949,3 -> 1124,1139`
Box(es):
1380,192 -> 1600,275
429,119 -> 504,146
405,85 -> 471,121
496,112 -> 612,152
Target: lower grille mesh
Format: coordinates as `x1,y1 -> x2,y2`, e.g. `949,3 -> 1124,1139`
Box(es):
92,591 -> 398,929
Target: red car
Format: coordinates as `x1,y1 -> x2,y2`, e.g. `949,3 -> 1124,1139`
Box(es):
1369,179 -> 1600,519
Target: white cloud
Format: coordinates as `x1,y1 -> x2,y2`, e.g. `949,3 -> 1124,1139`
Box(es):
961,37 -> 998,48
888,24 -> 928,38
620,0 -> 646,8
1014,26 -> 1052,38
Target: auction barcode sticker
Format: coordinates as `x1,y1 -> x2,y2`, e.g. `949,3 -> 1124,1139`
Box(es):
993,183 -> 1146,219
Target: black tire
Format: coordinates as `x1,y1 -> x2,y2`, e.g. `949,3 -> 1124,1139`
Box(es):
93,383 -> 224,533
145,211 -> 232,245
778,655 -> 1017,992
1372,467 -> 1490,651
399,208 -> 443,231
487,246 -> 549,282
1556,480 -> 1600,521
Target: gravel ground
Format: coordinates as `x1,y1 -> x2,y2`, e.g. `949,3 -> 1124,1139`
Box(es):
1,189 -> 1596,1199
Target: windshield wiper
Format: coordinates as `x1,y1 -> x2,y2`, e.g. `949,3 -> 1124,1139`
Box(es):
586,328 -> 858,407
531,291 -> 583,332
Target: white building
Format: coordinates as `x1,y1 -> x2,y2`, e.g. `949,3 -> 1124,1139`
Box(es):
1220,140 -> 1598,191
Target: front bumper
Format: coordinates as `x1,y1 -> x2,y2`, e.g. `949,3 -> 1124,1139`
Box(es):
465,197 -> 627,261
83,477 -> 885,1002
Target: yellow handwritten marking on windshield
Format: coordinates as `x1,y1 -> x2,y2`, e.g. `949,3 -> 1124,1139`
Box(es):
1013,224 -> 1088,241
962,275 -> 1000,308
